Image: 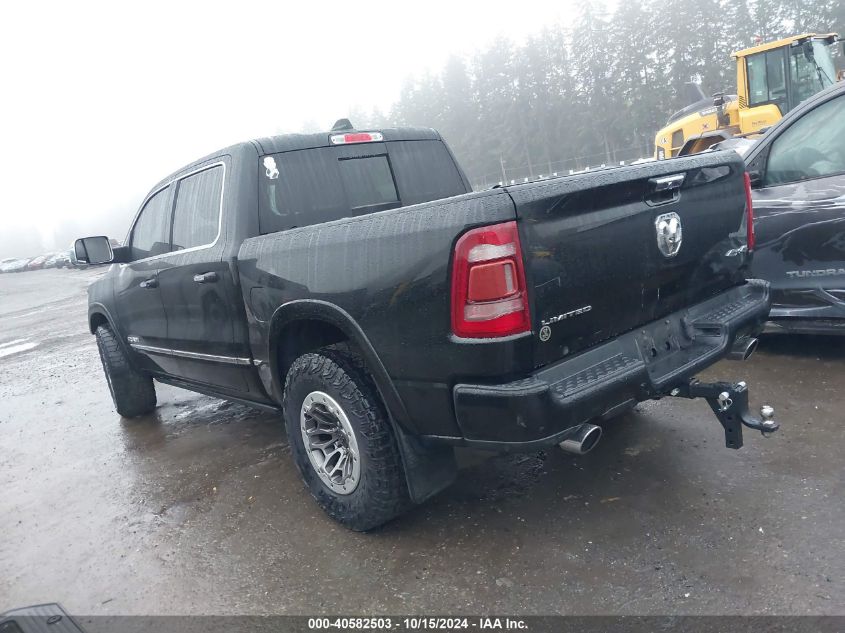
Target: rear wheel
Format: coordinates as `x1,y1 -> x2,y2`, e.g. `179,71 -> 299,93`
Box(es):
283,346 -> 410,531
95,324 -> 156,418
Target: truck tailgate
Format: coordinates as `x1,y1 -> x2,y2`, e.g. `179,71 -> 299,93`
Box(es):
509,151 -> 751,368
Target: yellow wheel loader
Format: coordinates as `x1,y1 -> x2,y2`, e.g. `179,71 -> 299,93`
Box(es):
655,33 -> 839,158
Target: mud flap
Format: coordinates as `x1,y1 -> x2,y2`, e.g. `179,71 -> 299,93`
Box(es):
394,425 -> 458,504
669,379 -> 778,449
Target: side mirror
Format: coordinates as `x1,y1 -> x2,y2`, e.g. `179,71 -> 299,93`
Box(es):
74,236 -> 115,265
747,170 -> 762,188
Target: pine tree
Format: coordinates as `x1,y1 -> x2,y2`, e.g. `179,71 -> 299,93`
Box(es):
378,0 -> 838,188
438,56 -> 478,171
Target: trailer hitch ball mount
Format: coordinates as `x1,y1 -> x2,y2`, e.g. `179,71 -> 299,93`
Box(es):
668,379 -> 778,449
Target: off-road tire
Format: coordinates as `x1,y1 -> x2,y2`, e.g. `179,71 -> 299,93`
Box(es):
95,324 -> 157,418
283,346 -> 410,531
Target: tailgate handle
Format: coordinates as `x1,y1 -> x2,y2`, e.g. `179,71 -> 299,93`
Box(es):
646,174 -> 685,205
193,272 -> 219,284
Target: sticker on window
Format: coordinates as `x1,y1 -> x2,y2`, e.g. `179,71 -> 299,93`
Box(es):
263,156 -> 279,180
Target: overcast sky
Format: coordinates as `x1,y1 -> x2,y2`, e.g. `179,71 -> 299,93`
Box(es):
0,0 -> 587,255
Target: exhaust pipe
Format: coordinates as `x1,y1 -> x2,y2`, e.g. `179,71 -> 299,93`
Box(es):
728,337 -> 758,361
559,423 -> 603,455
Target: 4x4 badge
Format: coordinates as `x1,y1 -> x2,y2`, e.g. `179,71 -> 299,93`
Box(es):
655,212 -> 683,258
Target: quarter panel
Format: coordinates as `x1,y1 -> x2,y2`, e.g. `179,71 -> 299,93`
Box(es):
237,189 -> 522,436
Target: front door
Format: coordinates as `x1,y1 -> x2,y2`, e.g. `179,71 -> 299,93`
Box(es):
750,93 -> 845,314
115,185 -> 177,374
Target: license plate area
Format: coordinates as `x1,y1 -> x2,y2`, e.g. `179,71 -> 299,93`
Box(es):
635,315 -> 689,363
635,313 -> 719,381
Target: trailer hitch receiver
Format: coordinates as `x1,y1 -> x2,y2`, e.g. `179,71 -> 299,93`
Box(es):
669,379 -> 778,449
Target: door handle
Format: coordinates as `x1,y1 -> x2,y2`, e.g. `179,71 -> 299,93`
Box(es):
193,272 -> 219,284
139,277 -> 158,289
646,173 -> 685,206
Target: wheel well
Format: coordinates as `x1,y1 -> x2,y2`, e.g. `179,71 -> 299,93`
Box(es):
271,315 -> 457,503
269,310 -> 415,434
89,312 -> 109,334
275,319 -> 349,385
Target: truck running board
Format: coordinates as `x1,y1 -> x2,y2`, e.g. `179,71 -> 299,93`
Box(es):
668,379 -> 778,449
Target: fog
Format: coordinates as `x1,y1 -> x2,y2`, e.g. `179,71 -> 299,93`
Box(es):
0,0 -> 584,258
2,0 -> 842,260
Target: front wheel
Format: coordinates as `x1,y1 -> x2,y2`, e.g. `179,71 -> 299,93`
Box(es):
283,347 -> 410,531
95,324 -> 157,418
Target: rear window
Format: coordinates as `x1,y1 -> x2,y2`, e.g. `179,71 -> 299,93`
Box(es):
338,156 -> 399,208
259,140 -> 465,234
387,140 -> 466,205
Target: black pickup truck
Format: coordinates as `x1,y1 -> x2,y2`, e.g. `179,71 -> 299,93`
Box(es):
76,123 -> 778,530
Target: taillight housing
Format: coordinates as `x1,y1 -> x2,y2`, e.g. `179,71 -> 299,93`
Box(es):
743,171 -> 755,251
451,221 -> 531,338
329,131 -> 384,145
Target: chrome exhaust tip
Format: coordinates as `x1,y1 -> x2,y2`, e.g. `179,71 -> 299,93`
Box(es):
728,337 -> 759,361
558,423 -> 603,455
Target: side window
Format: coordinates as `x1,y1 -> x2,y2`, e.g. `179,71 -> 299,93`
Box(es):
130,187 -> 172,261
747,50 -> 786,110
765,95 -> 845,186
172,165 -> 223,250
746,53 -> 768,106
789,44 -> 833,106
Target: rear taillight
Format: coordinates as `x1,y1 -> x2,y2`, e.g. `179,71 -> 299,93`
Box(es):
451,221 -> 531,338
743,171 -> 755,251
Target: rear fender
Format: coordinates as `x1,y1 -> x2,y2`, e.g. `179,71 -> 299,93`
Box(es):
267,300 -> 410,428
267,300 -> 457,504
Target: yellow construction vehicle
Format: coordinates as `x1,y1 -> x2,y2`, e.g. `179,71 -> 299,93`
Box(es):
655,33 -> 839,158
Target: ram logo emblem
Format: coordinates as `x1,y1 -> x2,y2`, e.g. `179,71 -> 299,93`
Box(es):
655,212 -> 683,258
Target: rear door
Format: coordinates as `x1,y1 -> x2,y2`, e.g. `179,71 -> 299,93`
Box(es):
116,185 -> 177,374
750,92 -> 845,312
510,152 -> 750,366
156,161 -> 251,392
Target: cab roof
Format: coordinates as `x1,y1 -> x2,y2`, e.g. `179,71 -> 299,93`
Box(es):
251,126 -> 441,155
148,126 -> 442,195
733,33 -> 838,58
